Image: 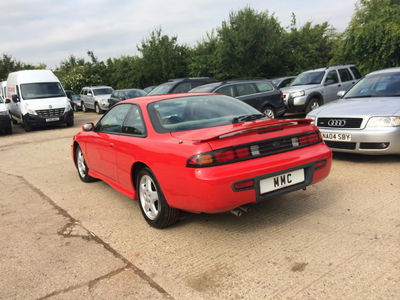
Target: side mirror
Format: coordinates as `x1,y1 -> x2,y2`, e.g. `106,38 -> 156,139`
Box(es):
12,94 -> 20,103
5,98 -> 11,104
337,90 -> 346,98
82,123 -> 94,131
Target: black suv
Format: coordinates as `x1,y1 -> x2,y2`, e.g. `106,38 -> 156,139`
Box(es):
147,77 -> 217,95
189,79 -> 286,118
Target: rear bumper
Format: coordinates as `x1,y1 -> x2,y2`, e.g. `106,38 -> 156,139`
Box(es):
23,110 -> 73,127
161,143 -> 332,213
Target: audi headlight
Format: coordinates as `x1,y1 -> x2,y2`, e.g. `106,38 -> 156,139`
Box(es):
291,90 -> 305,98
367,116 -> 400,127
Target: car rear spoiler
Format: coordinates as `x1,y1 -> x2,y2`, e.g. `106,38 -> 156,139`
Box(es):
193,119 -> 313,142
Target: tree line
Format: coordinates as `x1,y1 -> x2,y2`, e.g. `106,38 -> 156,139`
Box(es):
0,0 -> 399,93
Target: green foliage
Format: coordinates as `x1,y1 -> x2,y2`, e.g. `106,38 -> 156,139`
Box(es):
0,54 -> 44,81
189,32 -> 219,77
138,28 -> 190,85
334,0 -> 400,73
284,20 -> 336,74
215,7 -> 285,79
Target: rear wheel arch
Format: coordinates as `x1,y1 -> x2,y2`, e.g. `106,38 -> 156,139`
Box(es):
131,162 -> 149,191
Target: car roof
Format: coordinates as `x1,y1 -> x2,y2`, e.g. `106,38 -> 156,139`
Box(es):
367,67 -> 400,76
122,92 -> 216,105
302,65 -> 356,73
83,86 -> 112,89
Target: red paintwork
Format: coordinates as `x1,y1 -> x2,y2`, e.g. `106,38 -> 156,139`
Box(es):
73,93 -> 332,213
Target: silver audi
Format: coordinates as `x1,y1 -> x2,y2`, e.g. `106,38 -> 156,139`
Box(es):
306,67 -> 400,155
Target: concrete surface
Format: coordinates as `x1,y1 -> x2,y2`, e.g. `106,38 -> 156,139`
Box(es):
0,112 -> 399,299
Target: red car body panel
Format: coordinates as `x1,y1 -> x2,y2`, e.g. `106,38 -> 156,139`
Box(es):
73,93 -> 332,214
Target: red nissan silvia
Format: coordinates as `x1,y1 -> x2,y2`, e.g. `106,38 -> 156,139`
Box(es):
72,93 -> 331,228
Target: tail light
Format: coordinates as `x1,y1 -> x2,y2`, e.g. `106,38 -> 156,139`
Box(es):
279,92 -> 284,100
187,131 -> 322,168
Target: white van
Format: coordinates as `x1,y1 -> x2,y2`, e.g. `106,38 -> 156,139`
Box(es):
7,70 -> 73,131
0,95 -> 12,134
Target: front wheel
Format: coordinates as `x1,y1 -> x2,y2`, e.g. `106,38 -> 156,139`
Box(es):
305,98 -> 321,114
262,106 -> 276,119
95,103 -> 103,114
75,146 -> 97,182
23,118 -> 32,132
81,102 -> 87,112
137,167 -> 179,228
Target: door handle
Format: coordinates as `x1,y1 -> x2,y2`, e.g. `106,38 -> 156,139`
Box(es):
338,84 -> 341,87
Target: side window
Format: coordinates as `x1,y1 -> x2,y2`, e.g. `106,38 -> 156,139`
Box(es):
255,82 -> 274,92
281,78 -> 294,88
236,83 -> 257,96
338,68 -> 353,82
172,82 -> 192,93
350,66 -> 362,79
122,105 -> 146,136
325,70 -> 339,84
111,91 -> 117,98
96,104 -> 131,133
215,85 -> 235,97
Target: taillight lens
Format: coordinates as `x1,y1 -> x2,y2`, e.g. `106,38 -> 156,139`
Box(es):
187,131 -> 322,168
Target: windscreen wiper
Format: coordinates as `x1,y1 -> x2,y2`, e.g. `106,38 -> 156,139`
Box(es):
232,114 -> 265,123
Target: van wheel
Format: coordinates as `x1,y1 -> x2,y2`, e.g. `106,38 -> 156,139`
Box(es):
75,146 -> 97,182
137,167 -> 180,228
306,98 -> 321,114
95,103 -> 103,114
5,119 -> 12,135
23,119 -> 32,132
66,116 -> 74,127
262,106 -> 276,119
73,104 -> 78,112
82,102 -> 87,112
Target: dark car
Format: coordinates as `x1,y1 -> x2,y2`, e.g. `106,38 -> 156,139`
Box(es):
65,90 -> 81,111
189,79 -> 286,118
272,76 -> 296,89
109,89 -> 147,107
147,77 -> 217,96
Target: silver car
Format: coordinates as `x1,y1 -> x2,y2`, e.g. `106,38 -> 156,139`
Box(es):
306,67 -> 400,155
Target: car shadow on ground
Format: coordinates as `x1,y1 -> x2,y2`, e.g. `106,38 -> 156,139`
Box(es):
332,152 -> 399,164
175,189 -> 333,232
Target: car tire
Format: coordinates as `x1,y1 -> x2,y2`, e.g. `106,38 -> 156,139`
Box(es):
82,102 -> 87,112
305,98 -> 321,114
73,103 -> 78,112
75,145 -> 97,182
262,106 -> 276,119
95,103 -> 103,114
5,119 -> 12,135
66,115 -> 74,127
23,119 -> 32,132
137,167 -> 180,229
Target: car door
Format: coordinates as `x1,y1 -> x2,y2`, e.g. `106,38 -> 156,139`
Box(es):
323,70 -> 341,103
114,104 -> 147,192
338,68 -> 355,91
234,83 -> 262,109
85,104 -> 132,181
87,88 -> 95,109
81,89 -> 88,107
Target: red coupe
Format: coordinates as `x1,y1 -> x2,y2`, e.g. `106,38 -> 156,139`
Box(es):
72,93 -> 332,228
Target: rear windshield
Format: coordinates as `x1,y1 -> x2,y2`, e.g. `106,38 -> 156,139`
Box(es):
190,82 -> 221,92
345,72 -> 400,98
21,82 -> 65,100
148,94 -> 260,133
93,88 -> 113,95
147,82 -> 175,95
126,89 -> 146,98
291,71 -> 325,86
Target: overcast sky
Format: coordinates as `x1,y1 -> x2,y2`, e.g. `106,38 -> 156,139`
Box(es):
1,0 -> 358,68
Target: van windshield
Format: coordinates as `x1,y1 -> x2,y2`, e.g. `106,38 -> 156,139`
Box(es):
21,82 -> 65,100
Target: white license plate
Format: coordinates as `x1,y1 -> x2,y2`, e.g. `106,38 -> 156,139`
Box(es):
46,117 -> 59,122
322,132 -> 351,141
260,169 -> 305,194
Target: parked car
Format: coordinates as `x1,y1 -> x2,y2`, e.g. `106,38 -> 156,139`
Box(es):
189,79 -> 286,118
72,93 -> 332,228
143,85 -> 157,94
147,77 -> 216,96
65,90 -> 81,111
109,89 -> 146,107
272,76 -> 296,89
281,65 -> 362,114
7,70 -> 73,132
0,95 -> 12,134
80,86 -> 113,114
306,67 -> 400,155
